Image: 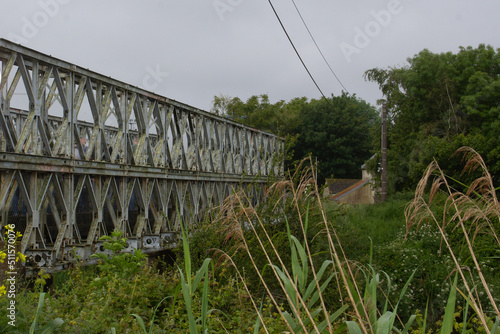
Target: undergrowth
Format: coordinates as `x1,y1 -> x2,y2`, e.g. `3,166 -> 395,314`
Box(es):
2,148 -> 500,333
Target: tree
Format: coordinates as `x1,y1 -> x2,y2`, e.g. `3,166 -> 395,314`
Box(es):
210,94 -> 378,185
294,93 -> 379,185
365,44 -> 500,191
210,94 -> 233,116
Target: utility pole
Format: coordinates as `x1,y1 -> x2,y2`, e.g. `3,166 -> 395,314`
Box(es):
315,156 -> 318,186
381,103 -> 387,202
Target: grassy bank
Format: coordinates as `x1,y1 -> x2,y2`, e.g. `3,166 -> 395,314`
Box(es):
1,153 -> 499,333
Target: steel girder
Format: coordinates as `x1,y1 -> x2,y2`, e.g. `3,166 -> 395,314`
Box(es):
0,39 -> 284,274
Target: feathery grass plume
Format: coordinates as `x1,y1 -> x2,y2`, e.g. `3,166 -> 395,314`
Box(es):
305,156 -> 374,334
405,147 -> 500,330
215,157 -> 379,333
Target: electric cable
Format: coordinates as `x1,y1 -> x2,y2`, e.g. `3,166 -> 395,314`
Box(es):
291,0 -> 350,94
266,0 -> 328,100
353,119 -> 383,136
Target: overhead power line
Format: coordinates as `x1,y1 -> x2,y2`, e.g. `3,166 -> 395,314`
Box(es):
266,0 -> 328,100
291,0 -> 350,94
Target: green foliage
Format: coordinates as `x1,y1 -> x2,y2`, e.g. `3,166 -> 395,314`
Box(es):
345,266 -> 417,334
211,93 -> 303,135
329,195 -> 409,263
294,93 -> 379,184
272,211 -> 347,333
10,152 -> 500,333
440,273 -> 458,334
210,93 -> 378,185
215,161 -> 432,334
90,230 -> 147,287
332,179 -> 499,332
4,258 -> 283,332
34,269 -> 51,293
57,266 -> 176,332
177,221 -> 213,334
29,293 -> 64,334
365,44 -> 500,191
375,224 -> 457,322
130,296 -> 171,334
405,133 -> 491,188
0,290 -> 64,334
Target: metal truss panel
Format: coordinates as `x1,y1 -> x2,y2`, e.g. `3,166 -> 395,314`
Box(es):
0,39 -> 284,274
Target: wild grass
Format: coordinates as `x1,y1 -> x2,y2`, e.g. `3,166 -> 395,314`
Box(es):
406,147 -> 500,331
213,152 -> 500,333
328,194 -> 410,263
4,148 -> 500,333
213,158 -> 419,333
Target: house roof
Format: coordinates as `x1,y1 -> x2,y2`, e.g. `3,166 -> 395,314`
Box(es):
331,179 -> 370,201
326,179 -> 361,195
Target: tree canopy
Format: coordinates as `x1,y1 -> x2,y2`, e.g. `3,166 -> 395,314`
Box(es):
211,44 -> 500,195
365,44 -> 500,191
211,93 -> 379,185
294,94 -> 378,184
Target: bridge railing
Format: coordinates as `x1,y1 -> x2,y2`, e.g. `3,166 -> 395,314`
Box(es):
0,39 -> 284,274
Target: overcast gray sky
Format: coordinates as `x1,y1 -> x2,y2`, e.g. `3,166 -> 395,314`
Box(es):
1,0 -> 499,112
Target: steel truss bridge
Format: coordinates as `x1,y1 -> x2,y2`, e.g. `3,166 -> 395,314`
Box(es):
0,39 -> 284,275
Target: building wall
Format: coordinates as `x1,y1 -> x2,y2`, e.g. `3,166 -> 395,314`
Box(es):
335,182 -> 375,204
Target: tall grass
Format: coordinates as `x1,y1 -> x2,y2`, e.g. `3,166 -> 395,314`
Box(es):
129,218 -> 213,334
328,195 -> 409,263
177,221 -> 213,334
215,158 -> 418,333
214,151 -> 500,333
406,147 -> 500,331
15,148 -> 500,333
29,293 -> 64,334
